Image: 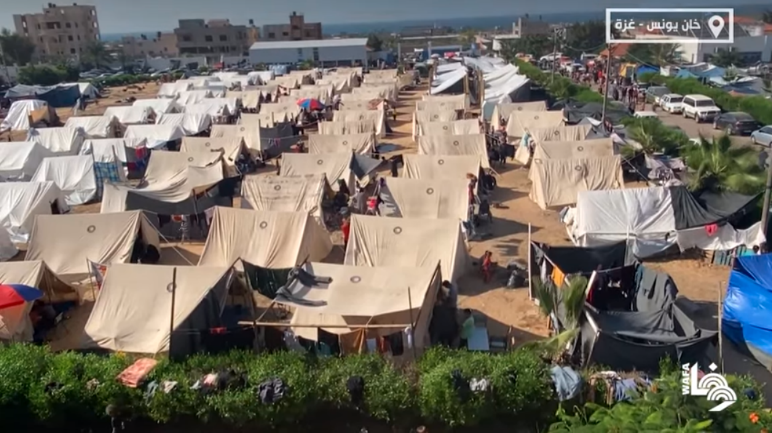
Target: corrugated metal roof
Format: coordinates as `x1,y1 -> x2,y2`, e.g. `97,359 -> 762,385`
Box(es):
250,38 -> 368,50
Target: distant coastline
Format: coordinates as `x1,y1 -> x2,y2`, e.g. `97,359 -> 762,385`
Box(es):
100,4 -> 768,42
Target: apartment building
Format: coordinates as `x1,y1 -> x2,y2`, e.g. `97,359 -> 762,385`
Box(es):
262,12 -> 323,42
512,17 -> 551,37
174,19 -> 251,61
121,32 -> 179,58
13,2 -> 100,60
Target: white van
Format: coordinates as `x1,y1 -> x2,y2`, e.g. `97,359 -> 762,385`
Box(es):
682,94 -> 721,122
659,94 -> 684,114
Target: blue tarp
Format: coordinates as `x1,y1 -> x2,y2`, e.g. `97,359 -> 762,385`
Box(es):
5,84 -> 81,108
636,65 -> 659,76
723,254 -> 772,367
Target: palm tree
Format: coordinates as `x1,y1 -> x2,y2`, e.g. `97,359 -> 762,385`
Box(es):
622,117 -> 684,156
82,41 -> 112,69
710,49 -> 743,68
526,276 -> 587,361
682,135 -> 765,194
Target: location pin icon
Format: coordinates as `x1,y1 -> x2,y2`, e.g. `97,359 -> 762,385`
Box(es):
708,15 -> 725,38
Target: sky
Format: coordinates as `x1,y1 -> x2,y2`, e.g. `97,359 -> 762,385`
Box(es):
0,0 -> 768,33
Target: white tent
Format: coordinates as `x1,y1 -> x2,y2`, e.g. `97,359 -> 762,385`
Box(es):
0,261 -> 77,342
490,102 -> 548,130
284,262 -> 441,347
27,126 -> 85,155
198,207 -> 333,268
318,121 -> 376,135
103,106 -> 154,125
506,111 -> 564,137
157,113 -> 212,136
83,264 -> 234,353
123,124 -> 185,149
80,137 -> 146,165
65,116 -> 118,138
0,141 -> 56,181
333,110 -> 386,137
240,174 -> 328,219
417,119 -> 480,136
0,229 -> 17,262
0,100 -> 48,132
417,134 -> 489,169
31,155 -> 99,205
307,133 -> 375,155
133,98 -> 182,115
76,82 -> 100,99
25,210 -> 160,279
379,177 -> 469,222
280,152 -> 355,191
0,181 -> 69,243
184,101 -> 231,117
158,82 -> 193,98
344,214 -> 470,282
402,155 -> 481,180
176,90 -> 212,105
100,151 -> 224,211
180,136 -> 244,177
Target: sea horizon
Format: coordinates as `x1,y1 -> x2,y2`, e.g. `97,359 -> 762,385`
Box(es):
100,4 -> 768,42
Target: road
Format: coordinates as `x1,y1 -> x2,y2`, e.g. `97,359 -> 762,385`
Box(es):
646,107 -> 755,148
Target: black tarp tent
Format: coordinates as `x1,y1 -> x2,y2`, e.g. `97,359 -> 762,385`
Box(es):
529,241 -> 635,281
557,263 -> 717,371
6,84 -> 81,108
554,99 -> 631,125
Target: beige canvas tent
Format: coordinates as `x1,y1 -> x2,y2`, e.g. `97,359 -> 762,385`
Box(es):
198,207 -> 332,269
307,133 -> 375,155
333,110 -> 386,138
529,138 -> 623,209
417,134 -> 490,169
259,102 -> 301,122
490,102 -> 548,130
411,110 -> 458,138
0,260 -> 78,342
240,112 -> 275,128
344,214 -> 469,282
280,152 -> 355,191
318,121 -> 376,135
416,98 -> 466,111
284,262 -> 441,349
210,124 -> 261,151
379,177 -> 469,222
402,154 -> 481,181
240,174 -> 330,219
505,111 -> 564,138
226,91 -> 260,109
417,119 -> 480,136
529,124 -> 594,144
25,210 -> 161,280
180,136 -> 245,177
82,264 -> 234,353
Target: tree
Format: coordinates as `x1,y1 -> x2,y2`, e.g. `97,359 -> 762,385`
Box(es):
622,117 -> 686,156
499,35 -> 552,59
366,34 -> 383,52
526,276 -> 587,362
763,10 -> 772,24
710,49 -> 743,68
624,43 -> 679,66
0,28 -> 35,66
82,41 -> 112,68
682,135 -> 765,194
563,21 -> 607,55
459,29 -> 477,46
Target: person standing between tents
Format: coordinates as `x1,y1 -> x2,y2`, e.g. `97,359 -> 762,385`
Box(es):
341,216 -> 351,251
73,95 -> 83,116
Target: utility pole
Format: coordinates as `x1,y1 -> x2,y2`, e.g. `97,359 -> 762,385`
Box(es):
601,43 -> 613,124
761,153 -> 772,238
550,28 -> 558,85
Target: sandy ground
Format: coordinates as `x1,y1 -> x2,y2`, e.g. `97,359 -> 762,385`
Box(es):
31,77 -> 772,402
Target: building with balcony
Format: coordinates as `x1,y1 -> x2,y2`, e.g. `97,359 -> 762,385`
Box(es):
120,32 -> 178,58
262,12 -> 323,42
249,38 -> 367,67
13,2 -> 100,61
174,19 -> 251,62
512,17 -> 551,37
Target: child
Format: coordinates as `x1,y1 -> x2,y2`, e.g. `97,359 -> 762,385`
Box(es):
481,251 -> 494,283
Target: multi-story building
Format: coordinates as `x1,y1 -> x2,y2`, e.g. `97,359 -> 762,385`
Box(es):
174,19 -> 251,62
13,2 -> 101,61
262,12 -> 323,42
512,17 -> 551,37
120,32 -> 178,58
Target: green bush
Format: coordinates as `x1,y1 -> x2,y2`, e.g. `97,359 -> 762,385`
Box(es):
92,73 -> 154,88
515,59 -> 604,104
638,71 -> 772,126
17,64 -> 79,86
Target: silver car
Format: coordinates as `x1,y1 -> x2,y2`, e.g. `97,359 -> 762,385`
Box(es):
751,126 -> 772,147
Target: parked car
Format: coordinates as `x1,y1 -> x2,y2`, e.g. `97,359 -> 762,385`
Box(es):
751,125 -> 772,147
659,94 -> 684,113
682,94 -> 721,123
713,112 -> 759,135
646,86 -> 669,105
